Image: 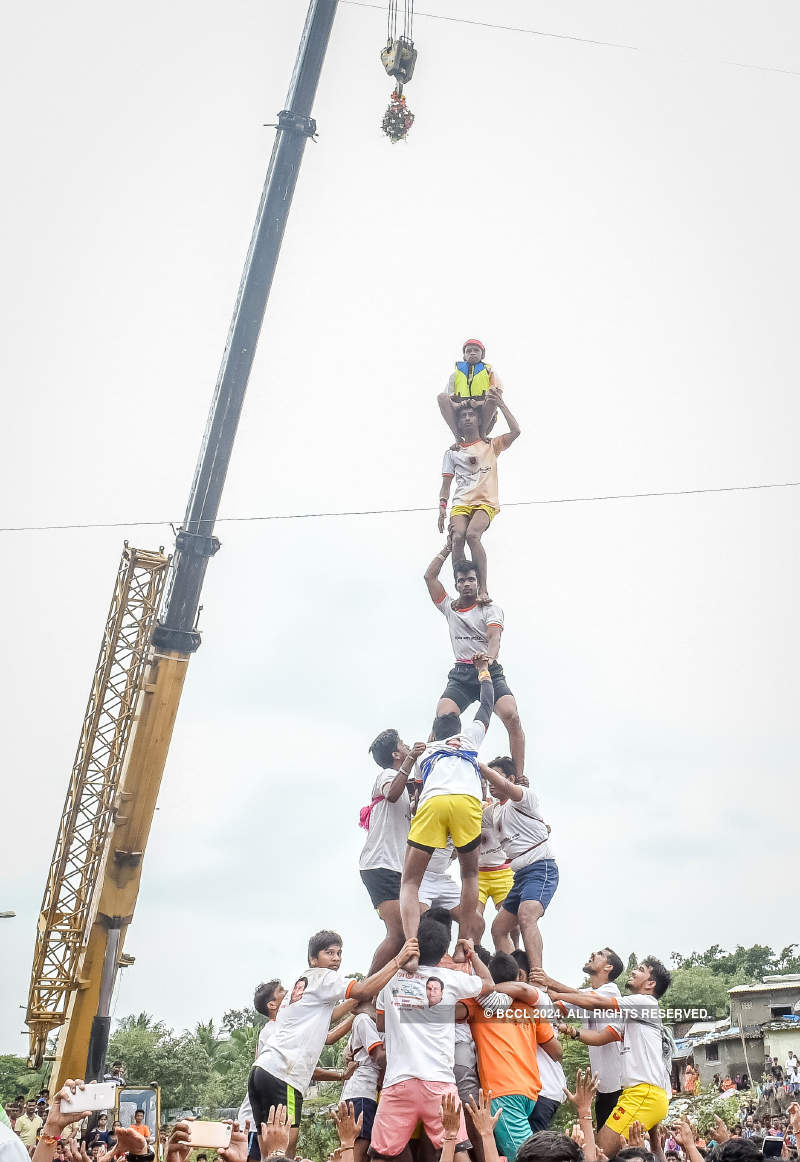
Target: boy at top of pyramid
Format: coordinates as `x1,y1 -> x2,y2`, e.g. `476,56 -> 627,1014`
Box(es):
437,388 -> 520,604
438,339 -> 502,439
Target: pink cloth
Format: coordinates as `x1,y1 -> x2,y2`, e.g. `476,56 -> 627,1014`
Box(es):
371,1079 -> 469,1155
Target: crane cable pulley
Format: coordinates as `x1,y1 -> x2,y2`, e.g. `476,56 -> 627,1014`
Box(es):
381,0 -> 417,141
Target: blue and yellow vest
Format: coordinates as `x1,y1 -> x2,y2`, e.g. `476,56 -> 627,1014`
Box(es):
453,360 -> 492,398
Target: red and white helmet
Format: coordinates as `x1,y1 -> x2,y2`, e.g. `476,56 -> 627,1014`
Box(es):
462,338 -> 485,357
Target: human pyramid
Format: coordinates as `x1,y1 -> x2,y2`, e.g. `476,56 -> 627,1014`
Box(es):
240,342 -> 675,1162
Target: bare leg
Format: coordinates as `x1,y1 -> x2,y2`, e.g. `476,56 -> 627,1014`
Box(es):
437,392 -> 461,439
465,508 -> 492,600
455,845 -> 480,943
400,844 -> 434,973
435,694 -> 462,723
494,694 -> 525,778
354,1139 -> 370,1162
491,905 -> 517,953
367,898 -> 406,975
596,1125 -> 626,1159
450,513 -> 468,571
518,899 -> 545,970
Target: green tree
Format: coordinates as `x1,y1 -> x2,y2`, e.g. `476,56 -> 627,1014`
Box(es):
661,965 -> 738,1020
107,1023 -> 213,1110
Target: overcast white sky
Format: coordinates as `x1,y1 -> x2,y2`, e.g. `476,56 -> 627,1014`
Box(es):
1,0 -> 799,1059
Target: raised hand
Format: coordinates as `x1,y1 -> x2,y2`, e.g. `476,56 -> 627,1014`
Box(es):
564,1069 -> 600,1118
258,1106 -> 291,1160
164,1122 -> 192,1162
466,1089 -> 501,1138
627,1122 -> 645,1149
112,1130 -> 148,1157
441,1093 -> 462,1139
673,1119 -> 695,1151
397,937 -> 420,967
332,1103 -> 363,1150
42,1082 -> 92,1137
712,1115 -> 731,1144
219,1122 -> 249,1162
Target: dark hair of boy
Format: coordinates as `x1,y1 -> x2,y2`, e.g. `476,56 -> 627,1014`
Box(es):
642,955 -> 671,998
517,1131 -> 584,1162
417,918 -> 450,966
254,979 -> 282,1016
369,728 -> 400,769
308,930 -> 343,962
489,951 -> 520,984
432,712 -> 462,740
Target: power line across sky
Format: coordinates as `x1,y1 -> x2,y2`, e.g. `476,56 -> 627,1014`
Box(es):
1,479 -> 797,534
341,0 -> 800,78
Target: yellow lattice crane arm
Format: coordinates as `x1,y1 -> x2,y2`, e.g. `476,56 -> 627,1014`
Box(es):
26,546 -> 169,1072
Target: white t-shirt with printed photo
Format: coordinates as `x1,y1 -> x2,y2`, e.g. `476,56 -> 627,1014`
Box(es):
255,966 -> 351,1094
434,591 -> 504,662
479,805 -> 509,869
418,721 -> 485,806
359,768 -> 412,873
492,786 -> 555,868
609,993 -> 670,1092
377,965 -> 482,1088
341,1013 -> 384,1103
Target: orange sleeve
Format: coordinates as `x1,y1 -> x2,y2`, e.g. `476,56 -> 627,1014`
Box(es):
345,979 -> 356,998
367,1041 -> 383,1053
556,999 -> 568,1014
606,1025 -> 623,1042
608,996 -> 620,1011
537,1019 -> 556,1043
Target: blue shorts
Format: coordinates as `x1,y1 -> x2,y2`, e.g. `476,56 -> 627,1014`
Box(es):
347,1097 -> 377,1140
502,859 -> 559,915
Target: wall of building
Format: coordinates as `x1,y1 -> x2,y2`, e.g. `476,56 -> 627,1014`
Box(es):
731,987 -> 800,1027
763,1025 -> 800,1063
695,1036 -> 763,1085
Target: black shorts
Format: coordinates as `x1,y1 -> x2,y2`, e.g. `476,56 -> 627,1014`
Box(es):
360,867 -> 401,909
595,1089 -> 622,1129
440,661 -> 513,712
248,1066 -> 303,1130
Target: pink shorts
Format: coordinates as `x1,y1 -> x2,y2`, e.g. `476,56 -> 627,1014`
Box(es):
371,1079 -> 470,1156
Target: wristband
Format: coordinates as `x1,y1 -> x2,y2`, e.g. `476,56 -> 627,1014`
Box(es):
478,669 -> 491,682
439,499 -> 447,507
41,1137 -> 59,1147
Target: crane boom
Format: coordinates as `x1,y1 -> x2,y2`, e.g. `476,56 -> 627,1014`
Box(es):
26,547 -> 169,1069
28,0 -> 339,1088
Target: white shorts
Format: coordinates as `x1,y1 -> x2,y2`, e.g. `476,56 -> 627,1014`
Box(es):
419,871 -> 461,910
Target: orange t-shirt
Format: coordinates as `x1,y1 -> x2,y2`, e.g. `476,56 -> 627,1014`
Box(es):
464,988 -> 556,1100
131,1125 -> 150,1140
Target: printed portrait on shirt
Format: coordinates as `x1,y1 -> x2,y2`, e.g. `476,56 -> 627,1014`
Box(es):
426,977 -> 444,1007
290,976 -> 308,1003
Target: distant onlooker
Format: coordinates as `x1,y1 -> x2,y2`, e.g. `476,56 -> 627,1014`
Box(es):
103,1063 -> 125,1087
130,1111 -> 149,1140
14,1103 -> 42,1149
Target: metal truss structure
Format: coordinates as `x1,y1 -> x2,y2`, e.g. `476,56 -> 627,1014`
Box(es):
26,546 -> 169,1068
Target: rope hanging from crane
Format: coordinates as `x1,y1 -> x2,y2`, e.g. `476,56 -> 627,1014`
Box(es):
381,0 -> 417,142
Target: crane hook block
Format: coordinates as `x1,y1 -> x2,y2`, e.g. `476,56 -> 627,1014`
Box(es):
381,36 -> 417,85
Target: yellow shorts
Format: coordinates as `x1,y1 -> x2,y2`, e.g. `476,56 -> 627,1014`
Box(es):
607,1084 -> 669,1135
450,503 -> 498,522
408,794 -> 482,851
478,866 -> 514,906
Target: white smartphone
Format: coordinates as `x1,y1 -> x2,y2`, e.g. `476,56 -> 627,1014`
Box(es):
60,1082 -> 118,1115
186,1122 -> 233,1149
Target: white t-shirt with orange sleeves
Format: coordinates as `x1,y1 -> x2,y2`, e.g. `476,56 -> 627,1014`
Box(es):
442,435 -> 512,511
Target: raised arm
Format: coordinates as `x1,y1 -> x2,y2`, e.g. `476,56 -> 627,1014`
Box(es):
386,743 -> 425,802
495,393 -> 520,447
326,1013 -> 355,1044
348,938 -> 419,1001
487,622 -> 502,665
438,473 -> 454,534
424,537 -> 452,603
457,937 -> 495,998
473,655 -> 495,730
479,760 -> 523,802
